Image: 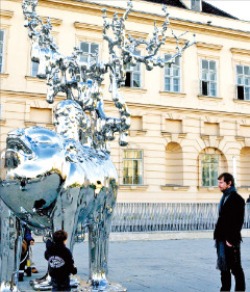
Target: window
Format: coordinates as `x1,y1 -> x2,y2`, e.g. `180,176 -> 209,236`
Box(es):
0,29 -> 5,73
31,61 -> 39,77
200,59 -> 217,97
125,50 -> 141,88
80,42 -> 99,65
236,65 -> 250,101
164,55 -> 180,92
201,154 -> 219,187
123,150 -> 143,185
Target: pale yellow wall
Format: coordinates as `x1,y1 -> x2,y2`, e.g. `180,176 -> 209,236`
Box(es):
1,0 -> 250,202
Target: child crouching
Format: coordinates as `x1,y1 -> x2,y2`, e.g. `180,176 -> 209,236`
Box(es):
45,230 -> 77,291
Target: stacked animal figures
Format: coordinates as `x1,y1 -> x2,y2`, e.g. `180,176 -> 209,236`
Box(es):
0,0 -> 195,291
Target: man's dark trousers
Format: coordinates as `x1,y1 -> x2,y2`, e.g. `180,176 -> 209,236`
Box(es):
220,244 -> 245,291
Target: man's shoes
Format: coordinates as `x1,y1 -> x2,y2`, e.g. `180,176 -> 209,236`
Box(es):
31,267 -> 39,273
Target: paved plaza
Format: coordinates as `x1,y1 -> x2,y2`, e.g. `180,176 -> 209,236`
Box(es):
19,233 -> 250,292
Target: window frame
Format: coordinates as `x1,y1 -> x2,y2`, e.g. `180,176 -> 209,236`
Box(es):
0,29 -> 6,73
236,64 -> 250,101
125,50 -> 141,88
123,149 -> 144,185
163,54 -> 181,93
201,154 -> 219,187
79,41 -> 99,66
31,60 -> 39,77
200,59 -> 218,97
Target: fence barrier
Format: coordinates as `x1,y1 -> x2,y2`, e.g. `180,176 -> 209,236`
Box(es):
111,203 -> 250,232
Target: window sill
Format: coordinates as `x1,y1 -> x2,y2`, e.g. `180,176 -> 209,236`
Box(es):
161,185 -> 189,191
233,98 -> 250,104
197,95 -> 222,100
121,87 -> 147,94
198,186 -> 218,192
0,73 -> 9,79
25,121 -> 54,129
119,185 -> 148,191
238,186 -> 250,191
159,91 -> 186,98
129,130 -> 147,136
25,76 -> 45,82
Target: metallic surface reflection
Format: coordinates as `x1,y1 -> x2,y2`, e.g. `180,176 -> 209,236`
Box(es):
0,0 -> 194,290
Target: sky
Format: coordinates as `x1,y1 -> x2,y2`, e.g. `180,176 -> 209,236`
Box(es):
204,0 -> 250,21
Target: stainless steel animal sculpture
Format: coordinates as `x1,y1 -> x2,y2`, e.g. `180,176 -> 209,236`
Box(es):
0,0 -> 195,291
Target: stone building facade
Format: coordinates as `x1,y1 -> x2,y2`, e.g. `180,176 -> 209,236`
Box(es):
1,0 -> 250,202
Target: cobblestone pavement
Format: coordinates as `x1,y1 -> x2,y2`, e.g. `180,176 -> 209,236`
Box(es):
19,235 -> 250,292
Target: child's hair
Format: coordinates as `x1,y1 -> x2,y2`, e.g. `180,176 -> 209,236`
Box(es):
53,230 -> 68,243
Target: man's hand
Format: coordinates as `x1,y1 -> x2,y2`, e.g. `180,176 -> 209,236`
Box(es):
226,241 -> 233,247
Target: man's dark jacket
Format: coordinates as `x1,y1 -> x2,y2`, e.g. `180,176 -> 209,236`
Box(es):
214,188 -> 245,246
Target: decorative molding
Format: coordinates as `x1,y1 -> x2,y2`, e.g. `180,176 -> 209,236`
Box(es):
25,76 -> 46,83
41,16 -> 62,26
235,136 -> 245,142
121,87 -> 147,94
0,9 -> 14,19
230,48 -> 250,56
119,185 -> 149,191
0,73 -> 9,79
235,136 -> 250,147
25,121 -> 54,129
238,186 -> 250,192
233,98 -> 250,105
159,91 -> 186,98
198,186 -> 218,192
196,42 -> 223,51
170,18 -> 250,41
161,185 -> 189,191
200,134 -> 223,148
7,0 -> 250,41
128,130 -> 147,137
197,95 -> 223,101
126,30 -> 148,39
161,131 -> 187,139
164,37 -> 187,46
74,22 -> 102,32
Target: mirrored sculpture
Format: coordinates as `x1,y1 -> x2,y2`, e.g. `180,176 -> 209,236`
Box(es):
0,0 -> 195,291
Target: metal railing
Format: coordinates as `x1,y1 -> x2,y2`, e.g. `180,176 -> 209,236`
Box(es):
111,203 -> 250,232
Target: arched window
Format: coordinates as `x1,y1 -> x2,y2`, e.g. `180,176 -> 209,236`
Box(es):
199,148 -> 227,187
123,149 -> 143,185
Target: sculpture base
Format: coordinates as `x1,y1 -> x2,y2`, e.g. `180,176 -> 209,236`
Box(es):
76,281 -> 127,292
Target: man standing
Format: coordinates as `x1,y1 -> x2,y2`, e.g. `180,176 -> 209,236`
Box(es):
214,172 -> 246,292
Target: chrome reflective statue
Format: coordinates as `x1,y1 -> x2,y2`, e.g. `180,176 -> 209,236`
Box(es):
0,0 -> 195,291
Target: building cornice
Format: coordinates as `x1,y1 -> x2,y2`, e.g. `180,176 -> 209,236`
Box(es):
1,89 -> 250,118
8,0 -> 250,41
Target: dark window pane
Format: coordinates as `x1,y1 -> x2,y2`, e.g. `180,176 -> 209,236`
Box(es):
202,81 -> 208,95
237,86 -> 244,100
125,72 -> 131,87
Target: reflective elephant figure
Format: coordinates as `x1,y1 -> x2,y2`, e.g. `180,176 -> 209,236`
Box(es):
0,100 -> 121,291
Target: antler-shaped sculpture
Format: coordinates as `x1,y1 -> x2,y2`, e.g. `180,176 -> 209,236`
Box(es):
22,0 -> 195,152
